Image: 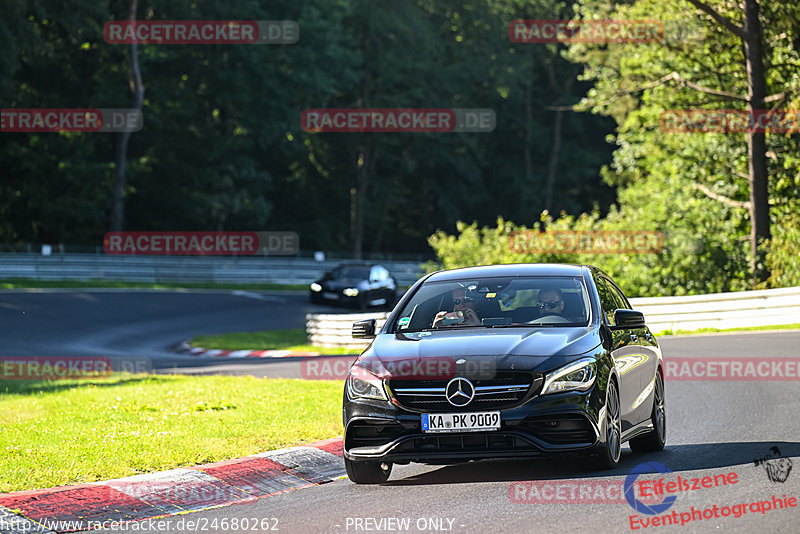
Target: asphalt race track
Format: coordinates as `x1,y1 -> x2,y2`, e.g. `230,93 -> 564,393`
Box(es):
0,289 -> 348,372
107,331 -> 800,534
1,290 -> 799,533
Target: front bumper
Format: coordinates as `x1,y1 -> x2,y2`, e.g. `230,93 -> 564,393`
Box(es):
343,389 -> 602,462
310,289 -> 361,306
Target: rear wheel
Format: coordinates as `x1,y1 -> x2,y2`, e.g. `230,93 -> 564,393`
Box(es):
629,372 -> 666,452
344,457 -> 392,484
589,379 -> 621,469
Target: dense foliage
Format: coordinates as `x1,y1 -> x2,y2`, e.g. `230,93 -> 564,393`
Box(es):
0,0 -> 614,254
428,0 -> 800,295
2,0 -> 797,293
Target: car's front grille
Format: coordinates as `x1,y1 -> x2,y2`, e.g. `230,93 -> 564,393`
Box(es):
392,433 -> 537,454
388,372 -> 541,412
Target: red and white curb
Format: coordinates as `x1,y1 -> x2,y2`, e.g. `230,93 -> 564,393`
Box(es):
173,341 -> 325,359
0,438 -> 344,534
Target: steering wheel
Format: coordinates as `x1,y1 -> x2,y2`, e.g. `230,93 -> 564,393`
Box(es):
528,315 -> 570,324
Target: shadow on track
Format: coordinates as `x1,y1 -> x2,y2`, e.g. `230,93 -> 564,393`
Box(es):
385,441 -> 800,486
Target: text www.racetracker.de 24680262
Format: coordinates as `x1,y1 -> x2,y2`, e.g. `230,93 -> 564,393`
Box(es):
0,516 -> 281,533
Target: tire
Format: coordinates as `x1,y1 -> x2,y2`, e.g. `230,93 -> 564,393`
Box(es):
589,379 -> 622,469
629,372 -> 666,453
344,457 -> 392,484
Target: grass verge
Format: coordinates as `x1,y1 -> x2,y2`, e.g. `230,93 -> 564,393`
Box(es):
656,323 -> 800,336
191,328 -> 359,355
0,374 -> 343,493
0,278 -> 307,291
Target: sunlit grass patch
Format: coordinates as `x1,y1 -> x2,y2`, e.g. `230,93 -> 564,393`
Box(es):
0,374 -> 343,493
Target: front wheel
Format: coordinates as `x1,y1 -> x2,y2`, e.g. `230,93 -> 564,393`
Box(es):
344,457 -> 392,484
588,379 -> 622,470
629,372 -> 666,452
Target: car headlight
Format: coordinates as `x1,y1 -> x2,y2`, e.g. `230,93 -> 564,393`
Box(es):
542,358 -> 596,395
310,283 -> 322,292
347,365 -> 387,401
343,288 -> 359,297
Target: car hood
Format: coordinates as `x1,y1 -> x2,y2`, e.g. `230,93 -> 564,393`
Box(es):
358,327 -> 602,376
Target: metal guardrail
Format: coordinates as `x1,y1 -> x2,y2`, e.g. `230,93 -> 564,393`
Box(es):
306,287 -> 800,347
631,286 -> 800,333
306,312 -> 390,349
0,254 -> 425,287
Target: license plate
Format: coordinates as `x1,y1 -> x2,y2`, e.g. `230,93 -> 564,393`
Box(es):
421,411 -> 501,433
322,292 -> 339,300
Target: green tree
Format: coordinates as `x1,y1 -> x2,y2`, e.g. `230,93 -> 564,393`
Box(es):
567,0 -> 800,286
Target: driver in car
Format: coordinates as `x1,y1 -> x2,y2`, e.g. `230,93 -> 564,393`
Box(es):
537,288 -> 566,318
432,288 -> 481,327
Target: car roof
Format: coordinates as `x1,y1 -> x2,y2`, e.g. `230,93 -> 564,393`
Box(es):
333,262 -> 390,271
425,263 -> 589,282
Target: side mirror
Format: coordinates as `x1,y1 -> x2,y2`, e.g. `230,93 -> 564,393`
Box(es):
611,309 -> 646,330
352,319 -> 377,339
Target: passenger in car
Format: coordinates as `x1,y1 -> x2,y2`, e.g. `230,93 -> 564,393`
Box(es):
432,288 -> 482,327
537,288 -> 566,317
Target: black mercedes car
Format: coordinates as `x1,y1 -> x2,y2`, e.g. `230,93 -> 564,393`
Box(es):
309,263 -> 398,309
342,264 -> 665,483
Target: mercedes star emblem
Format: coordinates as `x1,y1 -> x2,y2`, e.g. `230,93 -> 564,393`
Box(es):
445,377 -> 475,407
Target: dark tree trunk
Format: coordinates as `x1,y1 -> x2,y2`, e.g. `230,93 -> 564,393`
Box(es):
523,68 -> 534,219
349,141 -> 378,259
743,0 -> 770,283
372,155 -> 403,254
110,0 -> 144,231
544,108 -> 564,212
542,62 -> 577,213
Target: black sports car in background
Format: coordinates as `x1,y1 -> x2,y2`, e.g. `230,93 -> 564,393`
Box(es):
342,263 -> 665,483
309,262 -> 398,309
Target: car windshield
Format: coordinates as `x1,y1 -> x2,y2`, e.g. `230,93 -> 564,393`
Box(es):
393,276 -> 591,332
330,266 -> 370,279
